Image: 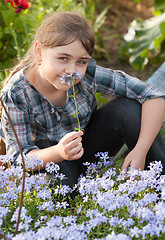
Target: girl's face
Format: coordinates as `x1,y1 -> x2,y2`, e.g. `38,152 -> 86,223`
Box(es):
35,40 -> 91,91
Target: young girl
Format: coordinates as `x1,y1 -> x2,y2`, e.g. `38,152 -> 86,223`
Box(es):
0,11 -> 165,186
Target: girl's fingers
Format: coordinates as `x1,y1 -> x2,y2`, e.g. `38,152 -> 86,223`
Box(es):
58,131 -> 84,160
68,142 -> 82,156
63,131 -> 83,144
70,147 -> 84,160
66,136 -> 82,151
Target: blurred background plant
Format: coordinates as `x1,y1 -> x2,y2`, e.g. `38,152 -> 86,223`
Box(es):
119,0 -> 165,70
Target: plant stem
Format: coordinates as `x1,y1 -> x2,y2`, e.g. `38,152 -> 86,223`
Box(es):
71,79 -> 81,131
10,23 -> 22,61
0,99 -> 26,236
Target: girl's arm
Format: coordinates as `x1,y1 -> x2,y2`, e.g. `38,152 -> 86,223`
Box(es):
27,130 -> 84,171
121,97 -> 165,171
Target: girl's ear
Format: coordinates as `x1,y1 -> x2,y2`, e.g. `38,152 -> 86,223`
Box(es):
35,41 -> 42,64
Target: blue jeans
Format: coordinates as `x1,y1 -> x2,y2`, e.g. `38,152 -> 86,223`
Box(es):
37,97 -> 165,186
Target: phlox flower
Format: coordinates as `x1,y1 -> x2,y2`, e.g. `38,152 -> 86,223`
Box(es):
46,216 -> 63,227
129,226 -> 141,238
37,188 -> 52,200
38,200 -> 54,211
63,215 -> 77,225
0,154 -> 14,165
11,206 -> 28,222
83,195 -> 89,202
59,184 -> 72,196
55,201 -> 69,209
54,172 -> 66,181
120,218 -> 135,229
154,202 -> 165,223
85,209 -> 109,231
83,162 -> 90,166
24,154 -> 43,170
45,161 -> 60,174
0,207 -> 9,219
27,173 -> 47,190
60,71 -> 82,85
12,230 -> 36,240
103,168 -> 116,178
94,152 -> 102,158
137,193 -> 158,207
77,206 -> 82,214
99,231 -> 131,240
99,151 -> 109,162
17,219 -> 32,232
140,223 -> 162,239
35,219 -> 41,228
135,206 -> 156,223
147,160 -> 163,176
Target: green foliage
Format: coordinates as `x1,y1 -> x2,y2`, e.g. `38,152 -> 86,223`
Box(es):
95,92 -> 108,108
160,129 -> 165,142
0,2 -> 34,71
119,1 -> 165,70
155,0 -> 165,13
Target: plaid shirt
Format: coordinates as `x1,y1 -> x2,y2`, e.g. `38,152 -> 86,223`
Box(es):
0,59 -> 164,159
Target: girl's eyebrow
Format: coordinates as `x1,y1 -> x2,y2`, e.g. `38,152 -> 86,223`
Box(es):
57,53 -> 91,60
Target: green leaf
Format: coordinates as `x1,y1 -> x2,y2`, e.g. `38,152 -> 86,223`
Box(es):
160,21 -> 165,35
122,13 -> 165,69
1,9 -> 15,26
140,48 -> 149,58
154,35 -> 165,50
93,5 -> 110,32
155,0 -> 165,12
74,112 -> 80,118
75,127 -> 84,132
95,92 -> 108,108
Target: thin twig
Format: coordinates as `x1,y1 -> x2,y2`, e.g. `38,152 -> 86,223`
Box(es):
0,98 -> 26,236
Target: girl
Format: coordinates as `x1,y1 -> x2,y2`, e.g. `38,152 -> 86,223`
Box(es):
0,11 -> 165,186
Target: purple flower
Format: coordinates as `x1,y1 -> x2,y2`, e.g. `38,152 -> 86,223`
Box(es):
60,71 -> 82,85
45,162 -> 60,174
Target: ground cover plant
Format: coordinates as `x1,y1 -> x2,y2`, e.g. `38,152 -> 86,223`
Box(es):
0,153 -> 165,239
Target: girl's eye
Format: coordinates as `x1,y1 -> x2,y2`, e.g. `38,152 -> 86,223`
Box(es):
58,57 -> 68,62
77,60 -> 88,65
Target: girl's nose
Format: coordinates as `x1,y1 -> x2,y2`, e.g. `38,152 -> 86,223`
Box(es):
65,63 -> 76,74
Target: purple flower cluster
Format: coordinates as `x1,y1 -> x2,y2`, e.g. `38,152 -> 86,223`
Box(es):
60,71 -> 82,85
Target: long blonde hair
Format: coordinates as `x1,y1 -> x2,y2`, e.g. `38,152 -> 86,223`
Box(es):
4,11 -> 95,84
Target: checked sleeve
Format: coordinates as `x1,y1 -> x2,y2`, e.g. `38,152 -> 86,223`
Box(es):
94,65 -> 165,103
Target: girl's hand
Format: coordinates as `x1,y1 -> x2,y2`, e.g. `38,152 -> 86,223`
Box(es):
57,131 -> 84,161
121,147 -> 146,171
